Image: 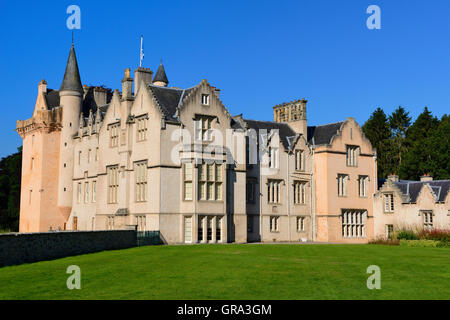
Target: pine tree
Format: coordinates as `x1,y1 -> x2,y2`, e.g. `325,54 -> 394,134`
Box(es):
362,107 -> 393,178
389,106 -> 411,175
399,107 -> 439,180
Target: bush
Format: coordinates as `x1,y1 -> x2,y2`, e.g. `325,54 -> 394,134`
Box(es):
369,236 -> 400,246
418,229 -> 450,243
396,230 -> 419,240
399,239 -> 449,247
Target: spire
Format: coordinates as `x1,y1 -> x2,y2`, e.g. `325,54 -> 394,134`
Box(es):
152,62 -> 168,86
60,44 -> 83,93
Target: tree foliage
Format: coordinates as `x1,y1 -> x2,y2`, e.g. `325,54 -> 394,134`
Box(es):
0,147 -> 22,231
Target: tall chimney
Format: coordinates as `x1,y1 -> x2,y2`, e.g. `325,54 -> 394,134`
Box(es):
121,68 -> 133,101
420,174 -> 433,182
134,67 -> 153,96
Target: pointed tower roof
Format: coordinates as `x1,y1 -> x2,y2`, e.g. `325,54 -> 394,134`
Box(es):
153,62 -> 169,85
60,44 -> 83,93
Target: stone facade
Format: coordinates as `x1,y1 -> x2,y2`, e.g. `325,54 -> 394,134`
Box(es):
16,44 -> 394,244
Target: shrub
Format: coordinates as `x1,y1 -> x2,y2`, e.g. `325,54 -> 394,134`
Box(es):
396,230 -> 419,240
418,229 -> 450,243
369,236 -> 400,246
399,239 -> 442,247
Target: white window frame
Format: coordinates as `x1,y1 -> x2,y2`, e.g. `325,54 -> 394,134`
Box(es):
342,210 -> 367,238
198,162 -> 222,201
337,174 -> 349,197
297,216 -> 305,232
268,180 -> 282,204
346,145 -> 359,167
108,166 -> 119,204
384,193 -> 394,213
270,216 -> 279,232
294,181 -> 306,204
109,123 -> 120,147
183,162 -> 193,201
295,149 -> 305,171
135,161 -> 147,202
201,94 -> 210,106
358,175 -> 369,198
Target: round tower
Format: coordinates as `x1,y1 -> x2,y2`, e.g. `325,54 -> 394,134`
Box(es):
57,44 -> 83,213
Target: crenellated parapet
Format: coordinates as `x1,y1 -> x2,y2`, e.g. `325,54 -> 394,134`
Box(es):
16,108 -> 62,138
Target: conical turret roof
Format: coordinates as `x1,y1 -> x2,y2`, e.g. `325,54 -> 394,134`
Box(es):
153,63 -> 169,85
60,44 -> 83,93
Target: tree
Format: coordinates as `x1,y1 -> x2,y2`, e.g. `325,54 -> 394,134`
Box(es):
399,107 -> 440,180
389,106 -> 411,174
0,147 -> 22,232
423,114 -> 450,180
362,107 -> 394,178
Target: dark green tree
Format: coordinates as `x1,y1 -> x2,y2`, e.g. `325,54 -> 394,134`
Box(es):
399,107 -> 440,180
362,107 -> 394,178
389,106 -> 411,175
0,147 -> 22,232
422,114 -> 450,180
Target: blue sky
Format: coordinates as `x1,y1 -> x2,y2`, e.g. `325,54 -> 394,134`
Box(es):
0,0 -> 449,158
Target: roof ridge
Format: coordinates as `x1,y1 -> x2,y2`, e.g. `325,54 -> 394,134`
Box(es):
308,121 -> 345,128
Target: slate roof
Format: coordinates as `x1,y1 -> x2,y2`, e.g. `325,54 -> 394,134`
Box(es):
60,44 -> 83,93
307,122 -> 344,145
148,85 -> 195,121
44,89 -> 60,109
153,63 -> 169,84
243,119 -> 297,150
393,180 -> 450,203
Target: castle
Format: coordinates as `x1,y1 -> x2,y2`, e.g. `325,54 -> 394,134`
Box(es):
16,44 -> 449,243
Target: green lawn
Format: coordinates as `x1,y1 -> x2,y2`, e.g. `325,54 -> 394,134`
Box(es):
0,244 -> 449,300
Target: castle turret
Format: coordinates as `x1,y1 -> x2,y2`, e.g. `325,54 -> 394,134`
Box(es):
57,44 -> 83,217
152,62 -> 168,87
273,98 -> 308,138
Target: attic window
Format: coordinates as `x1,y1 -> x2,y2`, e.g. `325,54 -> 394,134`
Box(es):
201,94 -> 210,106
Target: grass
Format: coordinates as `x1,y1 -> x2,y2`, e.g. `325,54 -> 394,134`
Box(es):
0,244 -> 449,300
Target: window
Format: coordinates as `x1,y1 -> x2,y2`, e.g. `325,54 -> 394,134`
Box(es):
358,175 -> 369,197
294,181 -> 306,204
84,181 -> 89,203
136,216 -> 146,232
246,179 -> 255,203
135,162 -> 147,202
337,174 -> 349,197
386,224 -> 394,239
183,163 -> 193,200
198,216 -> 205,242
216,217 -> 222,241
269,147 -> 279,169
268,180 -> 282,204
92,181 -> 97,202
136,117 -> 148,142
198,162 -> 222,201
297,217 -> 305,232
195,116 -> 212,142
107,216 -> 114,230
201,94 -> 210,105
384,193 -> 394,212
207,217 -> 213,241
346,145 -> 359,167
270,216 -> 279,232
110,123 -> 119,147
108,166 -> 119,204
77,183 -> 82,203
295,150 -> 305,171
423,211 -> 433,230
342,210 -> 366,238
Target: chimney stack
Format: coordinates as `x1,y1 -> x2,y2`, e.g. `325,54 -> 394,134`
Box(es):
420,174 -> 433,182
38,79 -> 47,94
388,174 -> 399,182
121,68 -> 133,101
134,67 -> 153,96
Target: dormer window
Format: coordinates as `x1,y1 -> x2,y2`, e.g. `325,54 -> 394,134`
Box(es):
201,94 -> 210,106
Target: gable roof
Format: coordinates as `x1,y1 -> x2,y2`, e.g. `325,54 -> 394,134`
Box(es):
243,119 -> 297,150
307,122 -> 344,145
393,180 -> 450,203
147,85 -> 196,121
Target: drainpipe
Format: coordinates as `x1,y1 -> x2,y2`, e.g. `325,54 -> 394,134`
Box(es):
311,147 -> 316,242
287,151 -> 291,242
